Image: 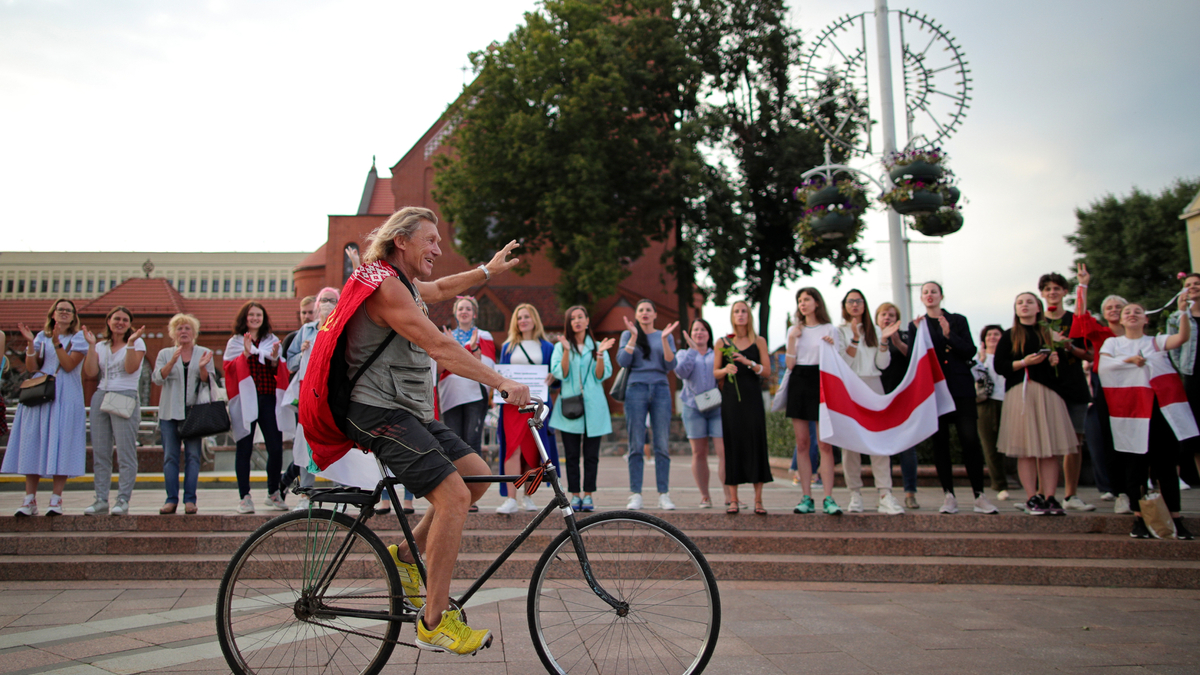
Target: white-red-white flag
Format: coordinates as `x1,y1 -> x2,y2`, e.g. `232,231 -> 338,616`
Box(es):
1098,334 -> 1197,454
224,334 -> 291,442
818,321 -> 956,455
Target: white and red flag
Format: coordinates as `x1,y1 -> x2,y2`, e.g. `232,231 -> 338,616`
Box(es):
1098,334 -> 1197,454
223,334 -> 293,442
818,320 -> 956,455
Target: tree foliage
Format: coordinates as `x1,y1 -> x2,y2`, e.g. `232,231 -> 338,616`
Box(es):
434,0 -> 707,310
1067,178 -> 1199,326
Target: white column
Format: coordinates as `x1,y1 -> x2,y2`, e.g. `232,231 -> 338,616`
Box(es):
874,0 -> 912,322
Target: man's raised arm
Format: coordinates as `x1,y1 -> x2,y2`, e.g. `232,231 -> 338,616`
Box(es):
416,240 -> 521,304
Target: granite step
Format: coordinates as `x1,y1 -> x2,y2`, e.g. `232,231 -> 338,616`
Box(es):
1,552 -> 1197,589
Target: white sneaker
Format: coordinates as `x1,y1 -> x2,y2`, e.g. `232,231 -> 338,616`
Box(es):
658,493 -> 676,511
1064,495 -> 1096,512
111,498 -> 129,516
846,491 -> 864,513
496,498 -> 519,514
1099,492 -> 1116,502
973,494 -> 999,514
521,496 -> 538,512
877,492 -> 905,515
292,495 -> 311,511
627,493 -> 643,510
14,495 -> 37,517
46,495 -> 64,516
83,499 -> 108,516
996,490 -> 1010,502
267,491 -> 288,511
1114,494 -> 1133,515
1182,478 -> 1191,491
237,496 -> 255,514
939,492 -> 959,514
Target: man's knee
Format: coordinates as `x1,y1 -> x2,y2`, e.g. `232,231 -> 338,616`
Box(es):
454,453 -> 492,502
426,473 -> 471,511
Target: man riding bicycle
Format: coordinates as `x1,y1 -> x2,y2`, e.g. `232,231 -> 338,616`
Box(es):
300,206 -> 530,656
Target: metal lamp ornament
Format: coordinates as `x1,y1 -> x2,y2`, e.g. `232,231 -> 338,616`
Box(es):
797,0 -> 972,321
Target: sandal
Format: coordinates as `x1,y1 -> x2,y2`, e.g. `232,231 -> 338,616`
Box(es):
754,502 -> 768,516
159,503 -> 177,515
184,503 -> 197,515
726,500 -> 739,514
468,504 -> 479,513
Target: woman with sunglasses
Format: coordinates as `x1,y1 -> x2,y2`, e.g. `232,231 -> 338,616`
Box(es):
3,299 -> 88,516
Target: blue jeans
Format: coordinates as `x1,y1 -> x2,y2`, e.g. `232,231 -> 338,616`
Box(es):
899,447 -> 919,493
161,419 -> 202,505
624,381 -> 672,494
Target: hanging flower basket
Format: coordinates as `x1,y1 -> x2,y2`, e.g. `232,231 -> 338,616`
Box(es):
889,188 -> 944,215
944,185 -> 961,206
912,209 -> 964,237
805,184 -> 843,209
793,175 -> 871,251
809,211 -> 858,239
888,159 -> 944,185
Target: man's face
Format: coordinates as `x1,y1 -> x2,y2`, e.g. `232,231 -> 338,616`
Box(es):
1040,282 -> 1066,307
300,302 -> 315,324
400,220 -> 442,279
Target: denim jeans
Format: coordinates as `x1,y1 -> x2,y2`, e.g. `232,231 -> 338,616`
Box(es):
624,381 -> 672,494
160,419 -> 202,504
899,447 -> 919,493
235,393 -> 285,498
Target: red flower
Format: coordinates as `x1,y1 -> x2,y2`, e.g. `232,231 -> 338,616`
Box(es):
1047,305 -> 1058,312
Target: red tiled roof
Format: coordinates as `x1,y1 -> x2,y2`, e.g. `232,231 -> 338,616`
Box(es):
0,300 -> 57,333
78,278 -> 187,317
367,180 -> 394,215
295,243 -> 327,271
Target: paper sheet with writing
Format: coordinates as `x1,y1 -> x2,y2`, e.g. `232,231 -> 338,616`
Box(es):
492,364 -> 551,404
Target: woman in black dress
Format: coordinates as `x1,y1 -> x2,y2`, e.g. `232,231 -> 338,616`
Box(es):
714,300 -> 774,514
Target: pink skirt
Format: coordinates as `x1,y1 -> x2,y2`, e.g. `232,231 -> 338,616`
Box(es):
997,380 -> 1078,458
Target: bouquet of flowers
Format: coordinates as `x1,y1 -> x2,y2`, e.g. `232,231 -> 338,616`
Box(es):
719,337 -> 742,402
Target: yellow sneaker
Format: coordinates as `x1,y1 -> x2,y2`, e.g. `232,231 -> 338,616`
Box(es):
387,545 -> 423,610
416,608 -> 493,655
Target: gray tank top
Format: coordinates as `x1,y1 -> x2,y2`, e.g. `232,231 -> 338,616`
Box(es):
345,299 -> 435,423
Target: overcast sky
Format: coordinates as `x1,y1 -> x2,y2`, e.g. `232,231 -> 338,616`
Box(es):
2,0 -> 1198,347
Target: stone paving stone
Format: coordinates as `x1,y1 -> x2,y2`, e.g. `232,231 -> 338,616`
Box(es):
1146,665 -> 1200,675
122,621 -> 222,647
38,634 -> 155,659
5,611 -> 87,628
764,650 -> 877,675
0,647 -> 71,674
738,634 -> 840,655
709,652 -> 789,674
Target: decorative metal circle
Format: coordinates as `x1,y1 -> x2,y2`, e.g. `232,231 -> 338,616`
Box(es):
799,13 -> 873,156
896,10 -> 971,150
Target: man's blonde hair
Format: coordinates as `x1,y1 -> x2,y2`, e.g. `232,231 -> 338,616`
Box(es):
362,207 -> 438,265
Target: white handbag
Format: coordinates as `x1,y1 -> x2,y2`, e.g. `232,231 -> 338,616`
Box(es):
770,369 -> 791,413
693,388 -> 722,412
100,391 -> 137,419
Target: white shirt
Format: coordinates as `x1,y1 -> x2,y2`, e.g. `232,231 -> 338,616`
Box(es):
97,339 -> 146,392
1100,334 -> 1169,366
510,339 -> 544,365
791,324 -> 842,366
837,324 -> 891,378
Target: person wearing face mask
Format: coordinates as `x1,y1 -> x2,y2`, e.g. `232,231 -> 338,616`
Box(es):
905,281 -> 998,515
152,314 -> 216,514
81,306 -> 147,516
437,295 -> 496,513
1038,271 -> 1095,512
617,299 -> 679,511
1166,271 -> 1200,488
549,306 -> 615,512
283,288 -> 340,511
224,301 -> 288,514
4,299 -> 88,516
993,293 -> 1079,516
972,324 -> 1010,500
1099,300 -> 1194,540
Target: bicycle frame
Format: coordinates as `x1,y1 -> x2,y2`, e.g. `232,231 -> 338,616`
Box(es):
306,397 -> 627,625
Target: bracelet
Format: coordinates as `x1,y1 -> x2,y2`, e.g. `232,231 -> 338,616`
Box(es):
1078,284 -> 1087,288
754,363 -> 763,374
477,264 -> 490,281
851,339 -> 860,345
785,352 -> 795,358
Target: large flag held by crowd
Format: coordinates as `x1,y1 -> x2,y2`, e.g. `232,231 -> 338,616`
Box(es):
818,320 -> 956,455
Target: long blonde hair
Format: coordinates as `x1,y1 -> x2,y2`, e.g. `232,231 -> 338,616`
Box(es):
361,207 -> 437,265
729,300 -> 758,341
504,303 -> 546,353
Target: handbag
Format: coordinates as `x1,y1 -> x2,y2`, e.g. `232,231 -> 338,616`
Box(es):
609,366 -> 630,402
180,377 -> 231,440
100,391 -> 137,419
694,388 -> 722,412
1139,482 -> 1177,540
769,368 -> 791,413
560,394 -> 585,419
19,373 -> 56,407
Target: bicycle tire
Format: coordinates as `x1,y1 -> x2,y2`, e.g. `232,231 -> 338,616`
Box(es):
216,508 -> 404,675
527,510 -> 721,674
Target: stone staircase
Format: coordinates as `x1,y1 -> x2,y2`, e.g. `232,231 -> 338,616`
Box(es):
3,510 -> 1198,589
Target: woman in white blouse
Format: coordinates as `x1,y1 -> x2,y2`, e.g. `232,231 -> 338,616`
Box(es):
81,306 -> 146,516
837,290 -> 905,515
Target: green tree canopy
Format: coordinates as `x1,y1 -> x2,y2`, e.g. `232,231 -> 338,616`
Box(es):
1067,177 -> 1199,326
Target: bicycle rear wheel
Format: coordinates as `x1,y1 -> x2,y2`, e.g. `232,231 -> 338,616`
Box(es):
528,510 -> 721,674
216,508 -> 404,675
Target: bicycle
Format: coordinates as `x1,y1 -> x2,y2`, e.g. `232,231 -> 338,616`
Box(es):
215,397 -> 721,675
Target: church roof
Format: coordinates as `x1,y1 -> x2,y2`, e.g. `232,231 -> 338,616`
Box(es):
357,159 -> 395,216
295,243 -> 327,271
77,278 -> 188,317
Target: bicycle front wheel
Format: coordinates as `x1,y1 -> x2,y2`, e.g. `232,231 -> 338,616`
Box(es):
528,510 -> 721,675
216,508 -> 403,675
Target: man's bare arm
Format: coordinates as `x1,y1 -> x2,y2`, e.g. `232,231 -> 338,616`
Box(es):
369,278 -> 530,404
415,240 -> 521,304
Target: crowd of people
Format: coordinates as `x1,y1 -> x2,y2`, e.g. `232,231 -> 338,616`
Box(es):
1,263 -> 1197,541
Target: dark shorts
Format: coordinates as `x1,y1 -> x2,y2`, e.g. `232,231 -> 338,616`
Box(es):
344,401 -> 474,499
786,365 -> 821,421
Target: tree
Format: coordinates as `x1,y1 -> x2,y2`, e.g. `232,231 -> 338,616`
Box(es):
686,0 -> 869,335
434,0 -> 708,311
1067,178 -> 1199,326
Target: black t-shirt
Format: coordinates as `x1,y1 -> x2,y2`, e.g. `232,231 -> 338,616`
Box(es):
1045,311 -> 1090,404
880,328 -> 910,394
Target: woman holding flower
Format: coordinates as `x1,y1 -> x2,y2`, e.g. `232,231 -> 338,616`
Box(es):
993,292 -> 1078,515
714,301 -> 772,515
785,287 -> 843,516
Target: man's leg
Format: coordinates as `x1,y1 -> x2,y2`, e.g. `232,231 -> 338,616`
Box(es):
392,452 -> 490,567
418,471 -> 472,628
